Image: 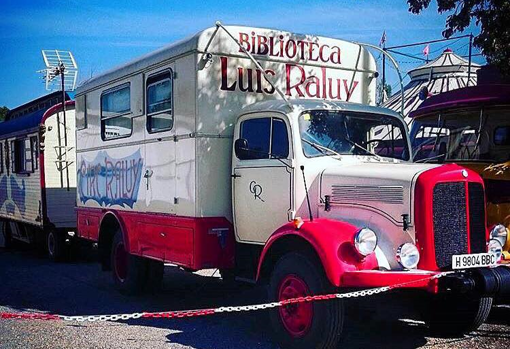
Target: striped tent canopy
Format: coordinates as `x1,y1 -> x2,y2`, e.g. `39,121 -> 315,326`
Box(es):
383,48 -> 480,125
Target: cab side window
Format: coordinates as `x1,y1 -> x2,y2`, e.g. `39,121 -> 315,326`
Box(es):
238,117 -> 289,160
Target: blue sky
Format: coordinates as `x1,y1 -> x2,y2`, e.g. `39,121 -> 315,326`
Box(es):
0,0 -> 485,108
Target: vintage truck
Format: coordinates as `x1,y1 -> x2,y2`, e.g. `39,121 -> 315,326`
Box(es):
410,84 -> 510,262
74,24 -> 510,349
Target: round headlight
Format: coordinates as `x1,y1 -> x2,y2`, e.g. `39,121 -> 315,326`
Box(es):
354,228 -> 378,256
487,239 -> 503,262
490,224 -> 508,247
396,243 -> 420,269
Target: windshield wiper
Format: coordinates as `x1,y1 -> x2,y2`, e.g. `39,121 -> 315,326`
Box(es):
302,138 -> 342,158
343,138 -> 383,161
341,118 -> 382,161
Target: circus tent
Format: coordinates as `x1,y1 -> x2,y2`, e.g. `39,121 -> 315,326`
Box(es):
383,48 -> 480,125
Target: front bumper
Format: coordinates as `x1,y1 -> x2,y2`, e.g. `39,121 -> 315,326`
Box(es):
342,266 -> 510,297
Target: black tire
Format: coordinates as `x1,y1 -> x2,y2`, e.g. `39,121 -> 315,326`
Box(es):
428,295 -> 493,336
145,259 -> 164,293
47,230 -> 68,262
268,252 -> 343,349
1,221 -> 13,249
111,230 -> 147,295
219,268 -> 236,284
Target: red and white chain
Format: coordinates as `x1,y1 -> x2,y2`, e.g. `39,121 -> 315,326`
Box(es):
1,271 -> 453,323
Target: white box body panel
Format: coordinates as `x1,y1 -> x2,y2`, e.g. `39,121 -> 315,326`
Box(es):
75,26 -> 377,222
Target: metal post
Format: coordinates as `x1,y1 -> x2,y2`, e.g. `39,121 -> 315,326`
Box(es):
60,63 -> 70,190
382,48 -> 386,104
467,34 -> 473,87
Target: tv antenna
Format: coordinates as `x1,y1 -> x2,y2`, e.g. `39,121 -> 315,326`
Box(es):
38,50 -> 78,191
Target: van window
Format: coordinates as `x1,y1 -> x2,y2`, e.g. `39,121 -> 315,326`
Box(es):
147,71 -> 173,133
31,136 -> 38,170
76,95 -> 87,130
494,126 -> 510,145
101,84 -> 132,140
0,144 -> 3,174
11,138 -> 34,174
238,117 -> 289,160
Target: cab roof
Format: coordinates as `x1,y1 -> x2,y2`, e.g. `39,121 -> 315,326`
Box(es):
241,99 -> 405,121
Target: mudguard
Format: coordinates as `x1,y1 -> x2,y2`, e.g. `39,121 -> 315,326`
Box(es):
257,218 -> 378,287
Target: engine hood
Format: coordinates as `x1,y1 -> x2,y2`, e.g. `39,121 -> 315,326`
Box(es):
320,161 -> 439,224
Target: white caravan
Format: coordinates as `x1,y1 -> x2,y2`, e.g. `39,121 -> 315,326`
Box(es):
0,92 -> 76,260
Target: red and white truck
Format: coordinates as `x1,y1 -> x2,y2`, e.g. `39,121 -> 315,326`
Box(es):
74,24 -> 510,349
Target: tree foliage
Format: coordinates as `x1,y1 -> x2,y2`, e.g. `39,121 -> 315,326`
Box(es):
407,0 -> 510,75
0,106 -> 8,122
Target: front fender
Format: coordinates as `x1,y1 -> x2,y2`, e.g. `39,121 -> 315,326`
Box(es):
257,218 -> 378,287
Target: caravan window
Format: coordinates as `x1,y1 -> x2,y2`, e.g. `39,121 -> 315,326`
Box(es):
31,136 -> 39,169
146,71 -> 173,133
0,144 -> 3,174
11,138 -> 34,174
101,84 -> 132,140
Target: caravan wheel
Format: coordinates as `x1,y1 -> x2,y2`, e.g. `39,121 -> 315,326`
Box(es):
1,221 -> 13,249
47,230 -> 67,262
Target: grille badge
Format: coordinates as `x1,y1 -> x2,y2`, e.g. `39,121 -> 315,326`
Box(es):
462,170 -> 468,178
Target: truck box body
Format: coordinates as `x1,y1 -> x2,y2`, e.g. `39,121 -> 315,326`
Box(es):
75,26 -> 377,227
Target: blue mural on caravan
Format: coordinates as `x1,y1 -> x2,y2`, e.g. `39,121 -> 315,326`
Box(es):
77,150 -> 144,208
0,175 -> 27,216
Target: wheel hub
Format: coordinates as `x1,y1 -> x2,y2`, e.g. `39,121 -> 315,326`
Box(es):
278,274 -> 313,338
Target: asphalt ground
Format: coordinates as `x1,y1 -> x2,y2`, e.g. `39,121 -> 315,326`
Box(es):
0,241 -> 509,349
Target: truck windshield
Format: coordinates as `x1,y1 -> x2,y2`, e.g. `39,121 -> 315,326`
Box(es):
411,108 -> 510,163
299,110 -> 410,160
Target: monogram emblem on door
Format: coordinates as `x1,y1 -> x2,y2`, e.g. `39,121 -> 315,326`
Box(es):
249,181 -> 265,202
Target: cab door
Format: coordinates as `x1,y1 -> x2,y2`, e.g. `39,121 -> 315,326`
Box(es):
232,114 -> 294,244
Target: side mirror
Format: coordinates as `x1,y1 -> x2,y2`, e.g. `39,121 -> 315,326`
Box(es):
235,138 -> 250,159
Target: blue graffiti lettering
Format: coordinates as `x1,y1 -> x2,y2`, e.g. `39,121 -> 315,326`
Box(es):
77,150 -> 143,208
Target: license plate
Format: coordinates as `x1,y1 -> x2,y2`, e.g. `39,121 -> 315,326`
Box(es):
452,253 -> 498,270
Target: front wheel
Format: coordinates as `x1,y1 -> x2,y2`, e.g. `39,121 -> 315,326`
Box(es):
268,252 -> 343,349
111,231 -> 148,295
427,294 -> 493,336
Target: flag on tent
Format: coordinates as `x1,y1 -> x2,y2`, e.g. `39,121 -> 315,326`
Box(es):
379,31 -> 387,47
423,44 -> 430,57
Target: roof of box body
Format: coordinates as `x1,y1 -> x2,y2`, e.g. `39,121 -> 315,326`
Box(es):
76,25 -> 371,96
241,99 -> 404,121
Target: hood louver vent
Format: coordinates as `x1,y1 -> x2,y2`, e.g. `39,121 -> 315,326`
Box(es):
330,185 -> 404,205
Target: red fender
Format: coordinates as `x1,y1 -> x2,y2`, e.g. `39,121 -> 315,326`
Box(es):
99,210 -> 132,252
256,218 -> 378,287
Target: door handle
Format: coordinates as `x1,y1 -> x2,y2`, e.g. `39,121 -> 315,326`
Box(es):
144,169 -> 153,189
231,173 -> 241,178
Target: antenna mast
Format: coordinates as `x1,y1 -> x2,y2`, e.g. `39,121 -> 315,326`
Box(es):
39,50 -> 78,191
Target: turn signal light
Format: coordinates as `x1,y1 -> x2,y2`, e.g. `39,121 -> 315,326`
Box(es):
293,217 -> 304,230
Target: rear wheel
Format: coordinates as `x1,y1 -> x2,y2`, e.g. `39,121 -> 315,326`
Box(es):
111,230 -> 147,295
47,230 -> 68,262
268,252 -> 343,349
428,294 -> 493,336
